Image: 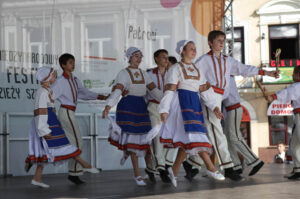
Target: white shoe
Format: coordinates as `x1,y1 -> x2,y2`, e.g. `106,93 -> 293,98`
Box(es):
31,180 -> 50,188
167,167 -> 177,187
83,168 -> 100,174
134,176 -> 147,186
206,170 -> 225,181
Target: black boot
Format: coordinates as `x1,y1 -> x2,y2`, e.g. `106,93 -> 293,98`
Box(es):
191,168 -> 199,178
235,168 -> 243,175
158,169 -> 171,183
68,175 -> 85,185
25,162 -> 33,173
288,172 -> 300,180
145,169 -> 156,183
224,168 -> 244,181
183,161 -> 193,181
249,161 -> 264,176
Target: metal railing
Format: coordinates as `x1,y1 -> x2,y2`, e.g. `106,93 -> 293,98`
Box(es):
0,111 -> 107,176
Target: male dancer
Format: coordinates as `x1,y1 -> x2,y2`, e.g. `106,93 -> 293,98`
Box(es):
223,76 -> 264,175
51,53 -> 107,184
145,49 -> 175,183
185,30 -> 278,181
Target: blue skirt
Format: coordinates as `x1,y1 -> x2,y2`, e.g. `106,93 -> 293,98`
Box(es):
177,89 -> 207,134
116,95 -> 151,134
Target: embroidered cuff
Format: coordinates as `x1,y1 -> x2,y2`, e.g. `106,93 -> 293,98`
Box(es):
258,69 -> 265,76
98,95 -> 108,100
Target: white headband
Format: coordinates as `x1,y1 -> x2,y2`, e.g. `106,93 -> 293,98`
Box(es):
35,66 -> 55,82
126,47 -> 143,60
175,40 -> 194,55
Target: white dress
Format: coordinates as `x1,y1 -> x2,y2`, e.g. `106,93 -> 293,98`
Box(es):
159,62 -> 218,155
106,67 -> 162,157
25,87 -> 81,164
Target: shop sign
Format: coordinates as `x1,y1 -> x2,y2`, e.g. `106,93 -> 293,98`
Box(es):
267,100 -> 293,116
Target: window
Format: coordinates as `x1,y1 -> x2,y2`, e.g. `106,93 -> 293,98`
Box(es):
86,23 -> 114,58
148,20 -> 172,66
233,27 -> 245,64
233,27 -> 253,88
269,24 -> 299,60
268,116 -> 293,145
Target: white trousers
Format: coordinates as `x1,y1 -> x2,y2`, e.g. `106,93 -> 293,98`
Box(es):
290,114 -> 300,172
146,102 -> 176,172
224,107 -> 261,170
58,108 -> 83,176
189,93 -> 234,170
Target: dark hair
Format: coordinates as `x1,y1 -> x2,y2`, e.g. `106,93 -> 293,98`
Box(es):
154,49 -> 168,58
59,53 -> 75,70
168,56 -> 177,65
153,49 -> 168,64
294,66 -> 300,75
208,30 -> 226,43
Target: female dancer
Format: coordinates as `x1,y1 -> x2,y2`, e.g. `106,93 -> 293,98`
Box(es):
102,47 -> 162,186
159,40 -> 225,187
26,66 -> 98,188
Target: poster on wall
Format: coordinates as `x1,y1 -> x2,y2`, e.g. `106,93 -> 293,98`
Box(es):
0,51 -> 58,112
262,67 -> 294,84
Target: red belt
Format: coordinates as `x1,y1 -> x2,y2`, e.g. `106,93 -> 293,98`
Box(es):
149,99 -> 159,104
61,104 -> 76,112
226,103 -> 241,112
211,86 -> 224,95
294,108 -> 300,114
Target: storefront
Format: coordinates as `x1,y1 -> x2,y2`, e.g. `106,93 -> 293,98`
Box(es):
233,0 -> 300,162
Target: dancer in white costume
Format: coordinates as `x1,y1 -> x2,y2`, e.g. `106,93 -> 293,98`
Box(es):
25,66 -> 98,188
102,47 -> 162,186
159,40 -> 225,187
145,49 -> 176,183
186,30 -> 278,181
267,66 -> 300,180
223,76 -> 264,176
51,53 -> 103,184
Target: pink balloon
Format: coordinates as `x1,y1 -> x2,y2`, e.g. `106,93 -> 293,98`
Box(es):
160,0 -> 182,8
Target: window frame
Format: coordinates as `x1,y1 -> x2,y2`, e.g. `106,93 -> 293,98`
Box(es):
268,116 -> 289,146
233,26 -> 245,64
268,23 -> 300,61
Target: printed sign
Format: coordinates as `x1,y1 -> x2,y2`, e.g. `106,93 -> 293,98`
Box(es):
267,100 -> 293,116
262,67 -> 293,84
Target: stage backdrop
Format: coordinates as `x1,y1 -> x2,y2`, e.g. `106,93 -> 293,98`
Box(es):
0,0 -> 224,175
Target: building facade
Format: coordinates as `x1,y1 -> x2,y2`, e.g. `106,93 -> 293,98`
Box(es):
232,0 -> 300,161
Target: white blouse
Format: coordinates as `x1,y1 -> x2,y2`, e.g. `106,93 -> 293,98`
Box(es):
223,76 -> 241,107
106,67 -> 162,107
146,67 -> 166,101
159,62 -> 217,114
51,73 -> 99,106
276,82 -> 300,109
195,52 -> 260,99
34,87 -> 55,137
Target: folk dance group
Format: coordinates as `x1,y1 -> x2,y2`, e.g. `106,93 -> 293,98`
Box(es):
25,30 -> 300,189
